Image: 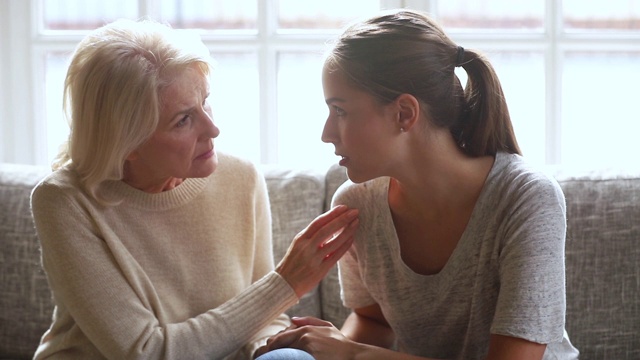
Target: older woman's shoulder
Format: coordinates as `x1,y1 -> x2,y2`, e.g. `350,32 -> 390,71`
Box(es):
30,165 -> 87,210
32,165 -> 81,194
214,151 -> 261,180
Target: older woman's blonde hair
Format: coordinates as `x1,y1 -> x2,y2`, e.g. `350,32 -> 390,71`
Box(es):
53,18 -> 214,202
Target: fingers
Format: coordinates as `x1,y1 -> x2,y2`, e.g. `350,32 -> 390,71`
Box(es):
317,217 -> 358,261
301,205 -> 350,235
302,207 -> 359,249
291,316 -> 334,327
276,206 -> 359,298
265,327 -> 300,351
265,322 -> 344,355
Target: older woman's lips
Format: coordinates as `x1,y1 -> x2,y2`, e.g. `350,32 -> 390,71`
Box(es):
196,148 -> 215,160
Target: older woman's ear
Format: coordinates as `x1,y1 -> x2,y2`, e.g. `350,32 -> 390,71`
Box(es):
126,151 -> 139,161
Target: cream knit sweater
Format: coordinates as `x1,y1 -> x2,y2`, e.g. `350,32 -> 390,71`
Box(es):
31,153 -> 298,359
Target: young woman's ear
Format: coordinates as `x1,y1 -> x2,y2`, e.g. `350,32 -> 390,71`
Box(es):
395,93 -> 420,132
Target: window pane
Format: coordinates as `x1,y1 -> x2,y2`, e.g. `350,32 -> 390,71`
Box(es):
45,52 -> 71,165
277,52 -> 335,170
159,0 -> 257,30
437,0 -> 544,31
487,51 -> 546,165
210,53 -> 261,163
562,52 -> 640,168
277,0 -> 380,30
563,0 -> 640,32
45,52 -> 260,166
43,0 -> 137,30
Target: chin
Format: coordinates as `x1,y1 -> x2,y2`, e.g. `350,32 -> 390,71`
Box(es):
345,168 -> 372,184
194,154 -> 219,178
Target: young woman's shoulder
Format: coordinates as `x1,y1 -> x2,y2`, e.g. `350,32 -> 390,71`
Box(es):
332,176 -> 388,208
493,152 -> 565,206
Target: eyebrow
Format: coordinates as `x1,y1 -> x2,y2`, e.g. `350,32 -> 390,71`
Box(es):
167,91 -> 210,122
168,107 -> 193,122
325,97 -> 347,105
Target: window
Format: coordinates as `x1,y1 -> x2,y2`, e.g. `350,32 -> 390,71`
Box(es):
1,0 -> 639,171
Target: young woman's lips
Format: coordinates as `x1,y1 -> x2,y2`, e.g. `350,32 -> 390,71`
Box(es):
338,155 -> 349,166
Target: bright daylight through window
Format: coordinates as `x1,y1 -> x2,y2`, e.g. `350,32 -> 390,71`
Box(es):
1,0 -> 639,171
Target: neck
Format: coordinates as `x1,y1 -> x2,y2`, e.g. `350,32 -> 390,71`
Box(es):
388,131 -> 494,221
122,162 -> 185,193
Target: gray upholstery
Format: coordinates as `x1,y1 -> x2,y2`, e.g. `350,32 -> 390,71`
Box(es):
262,165 -> 326,319
0,164 -> 53,359
1,162 -> 639,359
319,164 -> 351,328
557,169 -> 640,360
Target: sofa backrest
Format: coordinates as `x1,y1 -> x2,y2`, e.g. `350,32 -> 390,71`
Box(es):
556,169 -> 640,360
0,164 -> 53,359
1,162 -> 638,359
261,165 -> 327,320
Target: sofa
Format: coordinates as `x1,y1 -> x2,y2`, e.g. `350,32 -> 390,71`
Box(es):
1,161 -> 639,359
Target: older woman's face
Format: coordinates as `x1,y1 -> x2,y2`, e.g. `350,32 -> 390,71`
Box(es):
125,65 -> 220,192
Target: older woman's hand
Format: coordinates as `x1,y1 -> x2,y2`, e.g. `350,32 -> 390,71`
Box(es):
275,205 -> 358,298
261,317 -> 360,360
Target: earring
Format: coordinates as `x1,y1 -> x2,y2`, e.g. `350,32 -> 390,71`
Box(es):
400,127 -> 405,132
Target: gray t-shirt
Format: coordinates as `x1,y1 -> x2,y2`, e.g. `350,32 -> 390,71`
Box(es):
334,152 -> 579,360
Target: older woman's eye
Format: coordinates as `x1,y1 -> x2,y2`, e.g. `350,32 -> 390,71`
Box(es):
176,115 -> 190,128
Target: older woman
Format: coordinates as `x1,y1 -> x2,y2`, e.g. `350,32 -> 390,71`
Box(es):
30,19 -> 358,360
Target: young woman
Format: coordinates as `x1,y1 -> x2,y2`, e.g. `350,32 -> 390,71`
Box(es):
31,19 -> 358,359
259,9 -> 579,360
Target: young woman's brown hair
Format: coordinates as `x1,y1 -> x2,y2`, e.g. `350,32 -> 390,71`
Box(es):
324,10 -> 521,157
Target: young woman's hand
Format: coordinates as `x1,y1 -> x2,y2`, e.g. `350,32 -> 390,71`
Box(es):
262,317 -> 361,360
275,205 -> 358,298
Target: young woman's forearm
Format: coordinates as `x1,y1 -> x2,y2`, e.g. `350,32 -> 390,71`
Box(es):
341,311 -> 395,349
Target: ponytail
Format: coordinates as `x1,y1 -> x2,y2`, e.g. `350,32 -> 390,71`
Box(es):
327,9 -> 521,158
457,49 -> 521,156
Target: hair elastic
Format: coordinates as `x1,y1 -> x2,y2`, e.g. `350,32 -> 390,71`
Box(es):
455,46 -> 465,67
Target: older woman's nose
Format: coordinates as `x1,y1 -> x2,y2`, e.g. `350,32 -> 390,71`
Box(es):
204,115 -> 220,139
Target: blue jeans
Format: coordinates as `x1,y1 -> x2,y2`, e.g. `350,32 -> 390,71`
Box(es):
255,348 -> 315,360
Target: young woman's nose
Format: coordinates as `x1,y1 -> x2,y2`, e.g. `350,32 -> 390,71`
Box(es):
321,117 -> 336,144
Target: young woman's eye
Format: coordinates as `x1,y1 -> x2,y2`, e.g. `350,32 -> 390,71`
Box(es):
333,106 -> 346,116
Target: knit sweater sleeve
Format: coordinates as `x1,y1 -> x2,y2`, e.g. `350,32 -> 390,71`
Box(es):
238,168 -> 292,358
31,169 -> 298,360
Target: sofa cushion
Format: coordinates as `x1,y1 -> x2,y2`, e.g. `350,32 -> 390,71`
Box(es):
556,168 -> 640,360
321,164 -> 351,328
262,166 -> 327,320
0,164 -> 52,359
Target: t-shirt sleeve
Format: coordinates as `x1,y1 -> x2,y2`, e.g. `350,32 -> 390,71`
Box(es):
491,175 -> 567,344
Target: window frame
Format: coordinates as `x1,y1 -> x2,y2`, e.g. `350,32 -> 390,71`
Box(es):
1,0 -> 639,167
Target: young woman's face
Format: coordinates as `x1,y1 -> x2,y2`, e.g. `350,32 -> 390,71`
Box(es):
321,66 -> 400,183
127,65 -> 220,191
